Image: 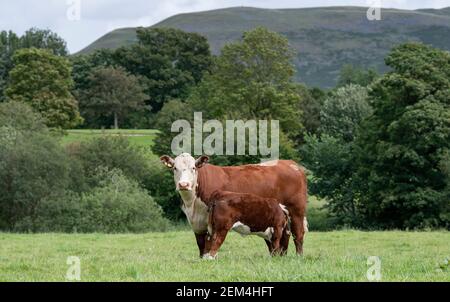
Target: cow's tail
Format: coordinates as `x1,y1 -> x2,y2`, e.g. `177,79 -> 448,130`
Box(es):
279,204 -> 291,232
303,217 -> 309,233
207,202 -> 216,236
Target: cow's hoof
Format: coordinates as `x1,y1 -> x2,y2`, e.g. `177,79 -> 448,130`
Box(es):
202,253 -> 217,260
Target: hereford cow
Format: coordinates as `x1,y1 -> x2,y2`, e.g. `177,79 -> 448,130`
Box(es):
160,153 -> 308,257
203,190 -> 290,259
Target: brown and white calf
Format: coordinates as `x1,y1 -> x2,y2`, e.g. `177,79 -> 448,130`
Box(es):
203,190 -> 290,259
160,153 -> 308,257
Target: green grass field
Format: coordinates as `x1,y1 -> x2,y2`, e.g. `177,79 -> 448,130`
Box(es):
61,129 -> 158,148
0,231 -> 448,282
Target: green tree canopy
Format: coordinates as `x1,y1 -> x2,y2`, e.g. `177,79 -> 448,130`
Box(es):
355,43 -> 450,228
19,28 -> 68,56
296,84 -> 326,138
0,28 -> 68,101
319,84 -> 372,142
113,27 -> 212,112
5,48 -> 81,128
79,66 -> 148,129
189,27 -> 303,140
303,43 -> 449,229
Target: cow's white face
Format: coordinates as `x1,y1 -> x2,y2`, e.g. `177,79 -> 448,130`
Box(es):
160,153 -> 209,192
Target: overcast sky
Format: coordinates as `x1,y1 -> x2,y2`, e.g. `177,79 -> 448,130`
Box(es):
0,0 -> 449,53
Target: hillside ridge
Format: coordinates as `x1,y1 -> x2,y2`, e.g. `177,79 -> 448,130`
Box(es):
77,6 -> 450,88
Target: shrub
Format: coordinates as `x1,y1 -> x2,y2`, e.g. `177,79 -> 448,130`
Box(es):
35,169 -> 171,233
0,101 -> 46,131
71,135 -> 151,187
0,128 -> 71,231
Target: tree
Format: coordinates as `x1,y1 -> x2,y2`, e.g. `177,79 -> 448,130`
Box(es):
337,64 -> 378,88
80,66 -> 148,129
0,31 -> 20,101
296,84 -> 326,138
19,28 -> 68,56
189,27 -> 303,141
114,27 -> 212,113
319,84 -> 372,142
0,28 -> 68,101
5,48 -> 81,128
71,49 -> 116,93
355,43 -> 450,229
301,134 -> 361,226
303,44 -> 450,229
152,99 -> 193,156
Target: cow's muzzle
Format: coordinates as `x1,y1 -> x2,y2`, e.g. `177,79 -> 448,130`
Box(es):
178,182 -> 191,191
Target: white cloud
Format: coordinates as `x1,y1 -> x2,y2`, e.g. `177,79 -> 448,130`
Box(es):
0,0 -> 448,53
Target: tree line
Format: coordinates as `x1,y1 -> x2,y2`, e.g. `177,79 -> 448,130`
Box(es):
0,26 -> 448,231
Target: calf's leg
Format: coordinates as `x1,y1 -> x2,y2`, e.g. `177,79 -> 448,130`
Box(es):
204,230 -> 229,260
264,239 -> 274,254
270,226 -> 283,256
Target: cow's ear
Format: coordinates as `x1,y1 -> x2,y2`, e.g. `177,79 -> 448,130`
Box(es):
160,155 -> 175,169
195,155 -> 209,168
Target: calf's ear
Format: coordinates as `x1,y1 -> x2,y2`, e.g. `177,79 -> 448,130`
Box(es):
195,155 -> 209,168
160,155 -> 175,168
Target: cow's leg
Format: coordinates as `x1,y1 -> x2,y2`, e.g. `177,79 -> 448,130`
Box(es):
204,230 -> 228,260
290,213 -> 306,255
279,227 -> 290,256
194,233 -> 207,258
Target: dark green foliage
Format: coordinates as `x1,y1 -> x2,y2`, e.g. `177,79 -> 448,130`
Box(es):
0,102 -> 172,232
78,66 -> 148,129
19,28 -> 68,56
113,27 -> 212,113
0,28 -> 68,101
208,27 -> 303,139
0,31 -> 20,101
319,84 -> 372,142
296,84 -> 326,138
301,134 -> 362,226
34,169 -> 170,233
0,101 -> 46,131
354,43 -> 450,229
0,116 -> 71,231
71,28 -> 212,128
303,43 -> 450,229
5,48 -> 82,128
152,99 -> 193,157
71,136 -> 151,187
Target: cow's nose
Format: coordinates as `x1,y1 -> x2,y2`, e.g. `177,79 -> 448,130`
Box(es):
178,182 -> 190,190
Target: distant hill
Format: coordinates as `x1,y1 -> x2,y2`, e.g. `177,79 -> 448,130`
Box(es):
77,6 -> 450,88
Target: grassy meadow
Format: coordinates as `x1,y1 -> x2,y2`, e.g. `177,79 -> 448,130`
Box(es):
0,231 -> 448,282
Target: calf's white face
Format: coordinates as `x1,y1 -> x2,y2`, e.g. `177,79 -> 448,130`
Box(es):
160,153 -> 209,191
